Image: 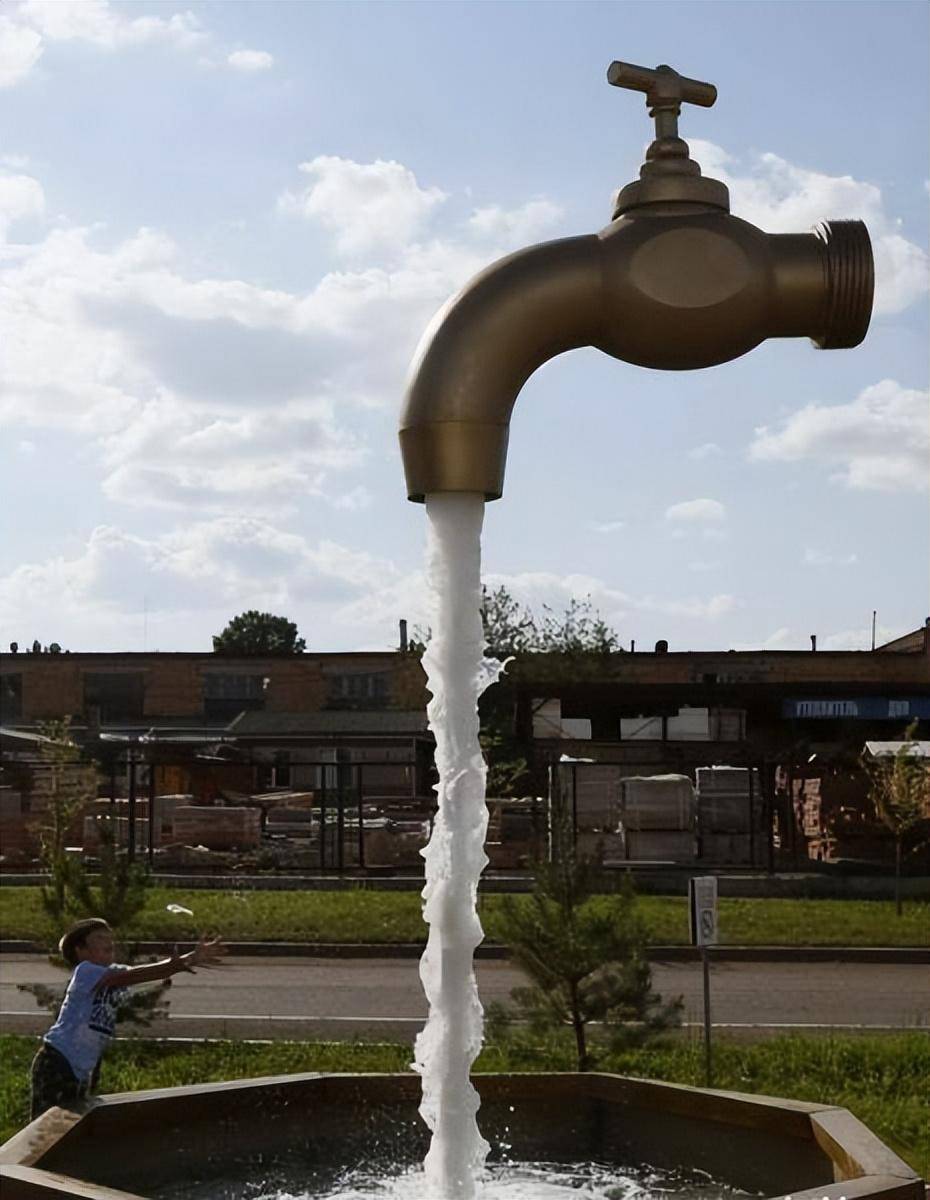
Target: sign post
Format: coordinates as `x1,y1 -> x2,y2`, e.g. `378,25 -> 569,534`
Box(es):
689,876 -> 718,1086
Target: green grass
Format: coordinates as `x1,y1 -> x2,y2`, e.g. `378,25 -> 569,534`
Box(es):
2,1033 -> 926,1176
1,886 -> 928,947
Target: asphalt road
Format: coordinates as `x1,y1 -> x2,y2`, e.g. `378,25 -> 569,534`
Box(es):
2,955 -> 927,1041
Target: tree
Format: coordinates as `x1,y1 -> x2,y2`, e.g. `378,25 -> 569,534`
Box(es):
479,586 -> 621,658
535,596 -> 621,656
487,803 -> 680,1070
480,585 -> 538,659
864,722 -> 929,916
34,720 -> 99,926
213,611 -> 306,655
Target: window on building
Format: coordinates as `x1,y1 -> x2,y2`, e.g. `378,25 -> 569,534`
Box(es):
83,673 -> 145,722
1,673 -> 23,722
203,673 -> 266,721
327,672 -> 390,708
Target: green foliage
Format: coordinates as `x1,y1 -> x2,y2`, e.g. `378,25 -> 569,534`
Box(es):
864,722 -> 930,914
489,810 -> 680,1070
479,711 -> 530,798
479,585 -> 620,659
67,825 -> 149,931
212,611 -> 306,655
480,585 -> 538,659
34,719 -> 98,925
3,887 -> 928,947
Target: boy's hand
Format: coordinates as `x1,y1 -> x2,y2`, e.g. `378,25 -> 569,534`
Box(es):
185,935 -> 226,971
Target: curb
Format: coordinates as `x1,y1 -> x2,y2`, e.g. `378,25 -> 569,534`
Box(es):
2,940 -> 927,964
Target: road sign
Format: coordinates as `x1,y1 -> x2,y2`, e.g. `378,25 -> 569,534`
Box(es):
688,875 -> 718,1086
689,876 -> 718,946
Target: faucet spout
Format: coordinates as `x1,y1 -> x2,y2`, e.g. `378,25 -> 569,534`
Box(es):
400,234 -> 602,501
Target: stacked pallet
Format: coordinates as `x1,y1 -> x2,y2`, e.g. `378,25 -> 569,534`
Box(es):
696,767 -> 761,865
618,774 -> 696,862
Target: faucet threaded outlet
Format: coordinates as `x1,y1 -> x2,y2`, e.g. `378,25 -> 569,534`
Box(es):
815,220 -> 874,350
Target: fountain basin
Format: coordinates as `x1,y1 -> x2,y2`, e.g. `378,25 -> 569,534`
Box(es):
0,1072 -> 921,1200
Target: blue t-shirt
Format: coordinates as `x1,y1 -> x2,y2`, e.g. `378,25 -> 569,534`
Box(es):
44,961 -> 129,1083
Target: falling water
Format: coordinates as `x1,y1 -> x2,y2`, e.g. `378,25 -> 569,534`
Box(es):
412,492 -> 504,1200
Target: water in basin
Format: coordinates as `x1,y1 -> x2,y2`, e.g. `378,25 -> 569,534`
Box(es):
157,1158 -> 750,1200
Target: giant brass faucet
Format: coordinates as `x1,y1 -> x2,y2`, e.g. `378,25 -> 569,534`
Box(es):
399,61 -> 874,501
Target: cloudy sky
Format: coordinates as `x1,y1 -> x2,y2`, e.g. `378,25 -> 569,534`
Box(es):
1,0 -> 927,655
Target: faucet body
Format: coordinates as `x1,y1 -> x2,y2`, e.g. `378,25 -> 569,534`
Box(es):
400,63 -> 874,502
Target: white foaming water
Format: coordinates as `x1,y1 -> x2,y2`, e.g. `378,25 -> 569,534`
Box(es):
412,492 -> 505,1200
253,1160 -> 741,1200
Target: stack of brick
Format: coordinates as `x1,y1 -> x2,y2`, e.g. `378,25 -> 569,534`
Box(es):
171,806 -> 261,850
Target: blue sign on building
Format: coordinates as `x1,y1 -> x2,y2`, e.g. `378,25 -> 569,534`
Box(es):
782,697 -> 930,720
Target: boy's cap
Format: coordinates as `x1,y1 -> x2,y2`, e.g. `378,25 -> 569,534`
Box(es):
59,918 -> 111,966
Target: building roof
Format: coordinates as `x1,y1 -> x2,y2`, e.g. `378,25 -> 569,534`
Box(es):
227,710 -> 430,738
875,625 -> 929,653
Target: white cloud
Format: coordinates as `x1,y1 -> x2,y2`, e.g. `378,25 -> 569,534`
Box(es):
821,623 -> 905,652
99,396 -> 365,512
0,171 -> 44,234
0,518 -> 405,651
466,199 -> 563,246
803,548 -> 858,567
278,156 -> 448,258
1,160 -> 566,514
589,520 -> 625,534
691,140 -> 928,316
665,498 -> 727,523
749,379 -> 929,492
0,15 -> 43,87
0,0 -> 261,87
483,570 -> 735,625
731,627 -> 796,651
227,49 -> 273,72
688,442 -> 722,460
14,0 -> 204,50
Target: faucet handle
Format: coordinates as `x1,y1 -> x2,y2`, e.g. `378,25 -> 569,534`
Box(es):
607,62 -> 729,216
607,62 -> 717,111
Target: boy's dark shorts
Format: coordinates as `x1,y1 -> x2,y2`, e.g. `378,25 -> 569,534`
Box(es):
30,1043 -> 97,1120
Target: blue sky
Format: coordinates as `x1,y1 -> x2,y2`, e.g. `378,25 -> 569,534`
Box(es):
1,0 -> 927,655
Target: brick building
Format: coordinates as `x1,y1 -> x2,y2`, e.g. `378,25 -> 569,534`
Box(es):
2,625 -> 927,870
0,649 -> 427,730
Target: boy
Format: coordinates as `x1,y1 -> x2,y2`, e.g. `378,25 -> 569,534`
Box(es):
30,917 -> 225,1119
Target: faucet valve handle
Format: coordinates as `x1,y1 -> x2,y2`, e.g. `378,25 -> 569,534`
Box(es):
607,61 -> 717,113
608,61 -> 726,211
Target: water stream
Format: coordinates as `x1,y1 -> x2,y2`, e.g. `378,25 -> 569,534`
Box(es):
412,492 -> 505,1200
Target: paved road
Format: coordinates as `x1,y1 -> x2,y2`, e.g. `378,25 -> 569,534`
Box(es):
2,955 -> 927,1041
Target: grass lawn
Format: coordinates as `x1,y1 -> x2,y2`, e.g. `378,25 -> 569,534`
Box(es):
1,1033 -> 926,1177
1,886 -> 928,947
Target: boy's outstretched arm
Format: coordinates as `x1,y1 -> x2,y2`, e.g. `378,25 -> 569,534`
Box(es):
93,936 -> 226,990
